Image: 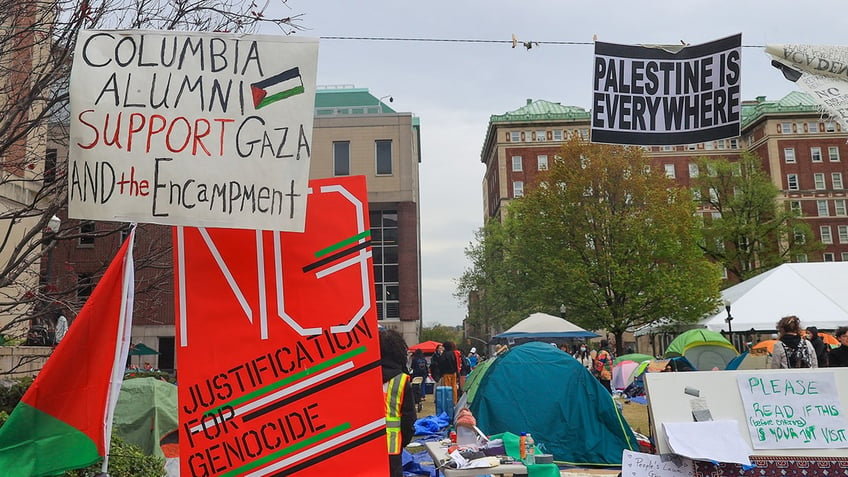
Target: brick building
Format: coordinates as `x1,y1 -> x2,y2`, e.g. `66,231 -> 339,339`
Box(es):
476,92 -> 848,350
481,92 -> 848,266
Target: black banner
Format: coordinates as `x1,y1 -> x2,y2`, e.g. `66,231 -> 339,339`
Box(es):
591,34 -> 742,146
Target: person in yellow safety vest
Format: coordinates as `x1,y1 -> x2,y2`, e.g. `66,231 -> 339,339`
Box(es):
380,328 -> 417,477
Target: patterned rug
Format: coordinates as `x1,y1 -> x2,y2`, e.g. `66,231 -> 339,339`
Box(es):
694,456 -> 848,477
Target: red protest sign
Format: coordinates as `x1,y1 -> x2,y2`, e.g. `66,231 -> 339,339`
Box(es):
174,176 -> 387,476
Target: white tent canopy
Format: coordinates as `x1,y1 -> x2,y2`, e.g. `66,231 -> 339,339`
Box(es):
700,263 -> 848,332
494,312 -> 600,339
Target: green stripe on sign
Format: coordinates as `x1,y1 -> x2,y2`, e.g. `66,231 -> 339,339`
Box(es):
221,422 -> 351,477
0,402 -> 100,477
314,230 -> 371,258
210,345 -> 367,414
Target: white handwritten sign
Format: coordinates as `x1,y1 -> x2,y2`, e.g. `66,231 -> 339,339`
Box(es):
68,30 -> 318,232
621,449 -> 693,477
737,372 -> 848,449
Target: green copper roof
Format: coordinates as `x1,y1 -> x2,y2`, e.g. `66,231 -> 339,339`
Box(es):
490,99 -> 590,122
314,87 -> 396,115
741,91 -> 821,127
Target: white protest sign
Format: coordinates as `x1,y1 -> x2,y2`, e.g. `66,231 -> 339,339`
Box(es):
69,30 -> 318,231
621,449 -> 694,477
737,372 -> 848,449
766,44 -> 848,132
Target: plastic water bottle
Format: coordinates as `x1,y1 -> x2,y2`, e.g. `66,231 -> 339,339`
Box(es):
519,432 -> 527,460
525,433 -> 535,465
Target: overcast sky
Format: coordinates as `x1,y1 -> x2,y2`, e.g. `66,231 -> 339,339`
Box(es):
268,1 -> 848,328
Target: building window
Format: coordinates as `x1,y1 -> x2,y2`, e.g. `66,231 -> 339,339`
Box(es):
835,199 -> 847,216
833,172 -> 844,190
45,149 -> 57,185
829,146 -> 841,162
687,144 -> 697,151
808,121 -> 819,133
77,273 -> 94,300
796,254 -> 808,263
842,252 -> 848,261
79,221 -> 95,246
375,139 -> 392,175
729,139 -> 739,149
662,145 -> 673,152
814,173 -> 826,190
370,210 -> 400,320
537,155 -> 548,171
821,226 -> 833,244
510,131 -> 520,142
688,163 -> 699,178
826,121 -> 837,132
780,122 -> 792,134
513,181 -> 524,197
553,130 -> 563,141
824,252 -> 835,262
524,131 -> 532,142
784,148 -> 796,163
664,164 -> 675,178
787,174 -> 799,191
817,200 -> 829,216
333,141 -> 350,176
511,155 -> 523,172
811,147 -> 823,162
790,200 -> 802,214
839,225 -> 848,243
535,130 -> 546,142
794,228 -> 806,244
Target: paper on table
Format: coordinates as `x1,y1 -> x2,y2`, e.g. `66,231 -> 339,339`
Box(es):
663,420 -> 753,465
621,449 -> 694,477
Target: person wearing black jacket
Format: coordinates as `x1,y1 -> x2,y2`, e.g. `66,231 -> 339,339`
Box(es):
435,340 -> 461,404
379,328 -> 417,477
806,326 -> 829,367
829,326 -> 848,367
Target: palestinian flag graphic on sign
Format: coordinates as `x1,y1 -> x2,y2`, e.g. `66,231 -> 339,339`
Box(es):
174,176 -> 388,476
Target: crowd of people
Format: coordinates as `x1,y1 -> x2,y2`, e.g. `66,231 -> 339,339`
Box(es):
772,316 -> 848,368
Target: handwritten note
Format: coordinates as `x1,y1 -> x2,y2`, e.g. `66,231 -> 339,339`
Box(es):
737,372 -> 848,449
621,449 -> 693,477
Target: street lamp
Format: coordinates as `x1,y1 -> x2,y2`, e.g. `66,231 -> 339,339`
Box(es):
724,300 -> 734,346
44,215 -> 61,285
560,304 -> 566,319
377,94 -> 393,113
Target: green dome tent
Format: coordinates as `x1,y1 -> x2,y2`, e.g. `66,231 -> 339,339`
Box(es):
462,342 -> 638,466
664,329 -> 738,370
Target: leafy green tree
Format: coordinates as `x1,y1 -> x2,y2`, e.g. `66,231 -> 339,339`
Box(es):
459,138 -> 722,354
455,219 -> 527,340
420,324 -> 463,348
691,153 -> 819,282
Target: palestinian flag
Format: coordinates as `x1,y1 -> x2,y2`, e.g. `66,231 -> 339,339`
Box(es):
0,228 -> 136,477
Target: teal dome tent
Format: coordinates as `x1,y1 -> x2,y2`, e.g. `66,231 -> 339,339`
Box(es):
463,342 -> 637,466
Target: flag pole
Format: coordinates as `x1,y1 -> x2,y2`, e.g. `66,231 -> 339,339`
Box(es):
100,225 -> 137,475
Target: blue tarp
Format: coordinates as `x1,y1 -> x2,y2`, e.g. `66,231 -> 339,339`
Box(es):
413,412 -> 450,437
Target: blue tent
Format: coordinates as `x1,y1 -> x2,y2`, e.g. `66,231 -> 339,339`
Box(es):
465,342 -> 638,466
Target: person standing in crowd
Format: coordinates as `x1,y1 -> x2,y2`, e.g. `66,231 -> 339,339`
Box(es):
594,340 -> 614,394
829,326 -> 848,367
379,328 -> 417,477
771,315 -> 817,369
805,326 -> 829,368
436,341 -> 462,404
429,343 -> 444,384
409,349 -> 429,404
467,347 -> 479,370
573,343 -> 593,373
